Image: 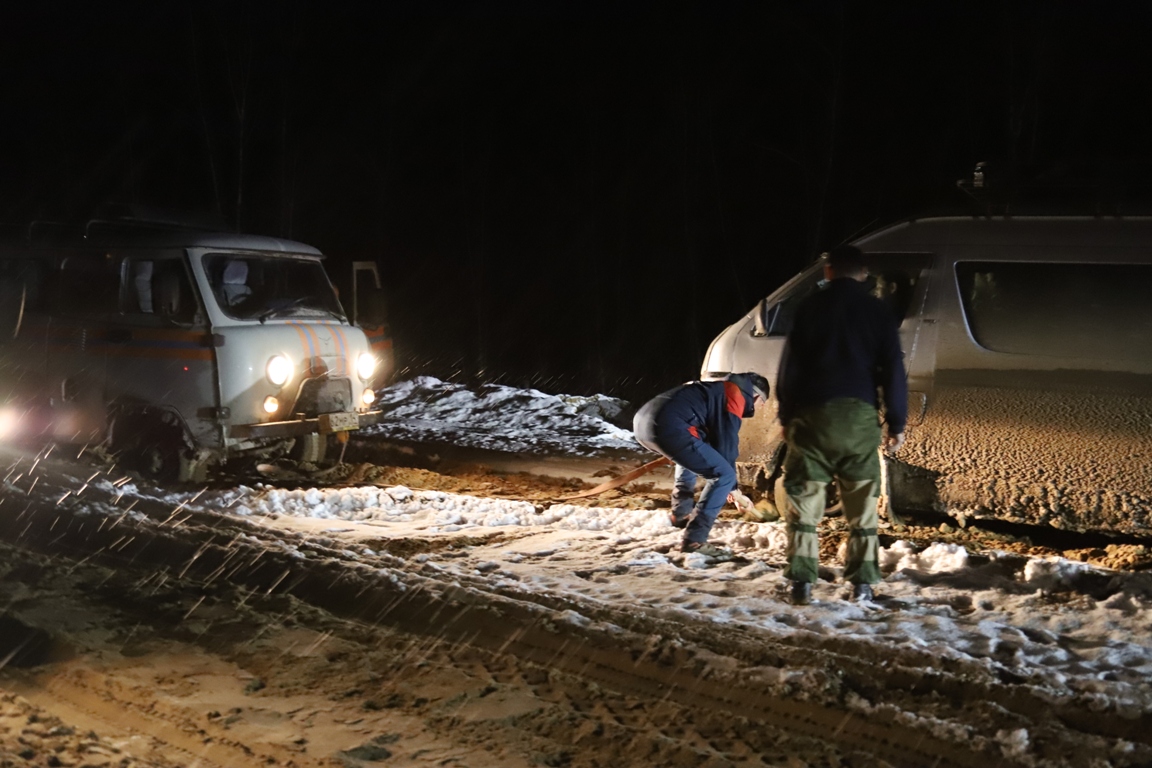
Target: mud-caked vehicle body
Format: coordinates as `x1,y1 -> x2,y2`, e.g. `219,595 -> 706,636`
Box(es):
703,216 -> 1152,535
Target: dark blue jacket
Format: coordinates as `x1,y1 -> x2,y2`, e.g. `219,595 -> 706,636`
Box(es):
776,277 -> 908,433
633,375 -> 758,464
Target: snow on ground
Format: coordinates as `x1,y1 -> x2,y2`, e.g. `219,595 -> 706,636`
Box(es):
217,480 -> 1152,717
224,376 -> 1152,721
277,377 -> 1152,726
363,376 -> 638,455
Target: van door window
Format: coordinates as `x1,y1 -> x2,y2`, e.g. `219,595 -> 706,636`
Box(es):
758,268 -> 824,337
867,270 -> 915,323
120,258 -> 199,325
760,254 -> 928,337
956,261 -> 1152,362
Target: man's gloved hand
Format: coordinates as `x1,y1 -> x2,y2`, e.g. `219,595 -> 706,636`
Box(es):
728,490 -> 755,515
884,431 -> 905,453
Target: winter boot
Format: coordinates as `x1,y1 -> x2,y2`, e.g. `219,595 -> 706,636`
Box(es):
681,541 -> 733,560
790,581 -> 812,606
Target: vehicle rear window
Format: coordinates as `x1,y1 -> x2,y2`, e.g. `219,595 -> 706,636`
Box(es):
956,262 -> 1152,361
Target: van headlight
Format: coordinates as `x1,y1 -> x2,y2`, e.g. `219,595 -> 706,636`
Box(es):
267,355 -> 293,386
356,352 -> 377,381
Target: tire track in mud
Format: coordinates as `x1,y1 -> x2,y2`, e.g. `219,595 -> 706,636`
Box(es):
1,461 -> 1147,767
9,668 -> 276,768
0,487 -> 1010,767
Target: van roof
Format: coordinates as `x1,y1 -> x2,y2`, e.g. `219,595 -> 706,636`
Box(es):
855,215 -> 1152,251
0,225 -> 323,257
110,230 -> 325,257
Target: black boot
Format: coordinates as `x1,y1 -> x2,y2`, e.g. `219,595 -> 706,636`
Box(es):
790,581 -> 812,606
851,583 -> 874,602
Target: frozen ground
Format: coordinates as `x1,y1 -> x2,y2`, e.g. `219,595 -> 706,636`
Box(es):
2,377 -> 1151,766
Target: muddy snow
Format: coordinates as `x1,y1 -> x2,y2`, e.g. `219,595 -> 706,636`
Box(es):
2,377 -> 1152,767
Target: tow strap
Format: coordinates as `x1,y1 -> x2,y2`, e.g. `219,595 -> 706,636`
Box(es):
557,456 -> 673,501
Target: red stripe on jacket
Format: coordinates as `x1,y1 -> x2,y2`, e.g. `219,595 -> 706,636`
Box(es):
724,381 -> 746,418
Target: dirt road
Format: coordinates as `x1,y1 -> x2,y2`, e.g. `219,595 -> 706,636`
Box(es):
1,441 -> 1149,767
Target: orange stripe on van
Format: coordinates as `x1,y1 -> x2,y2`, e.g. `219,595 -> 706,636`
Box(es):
330,323 -> 350,376
287,321 -> 316,375
302,323 -> 324,374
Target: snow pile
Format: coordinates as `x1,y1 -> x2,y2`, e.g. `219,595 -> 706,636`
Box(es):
244,485 -> 676,538
881,541 -> 969,573
1023,556 -> 1098,593
364,376 -> 638,455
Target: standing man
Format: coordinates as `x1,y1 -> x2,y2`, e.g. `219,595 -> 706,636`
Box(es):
776,245 -> 907,605
633,373 -> 769,557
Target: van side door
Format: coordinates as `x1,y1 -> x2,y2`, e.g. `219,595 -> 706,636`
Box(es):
46,249 -> 120,442
859,253 -> 937,427
0,253 -> 50,406
351,260 -> 393,385
105,251 -> 219,451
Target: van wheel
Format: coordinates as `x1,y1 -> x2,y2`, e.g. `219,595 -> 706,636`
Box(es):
114,413 -> 205,484
137,425 -> 203,483
292,433 -> 328,465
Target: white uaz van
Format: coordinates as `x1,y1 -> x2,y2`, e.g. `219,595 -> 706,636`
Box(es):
702,216 -> 1152,536
0,226 -> 384,481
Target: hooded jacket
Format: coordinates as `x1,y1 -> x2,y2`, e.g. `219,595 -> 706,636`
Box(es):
633,374 -> 759,464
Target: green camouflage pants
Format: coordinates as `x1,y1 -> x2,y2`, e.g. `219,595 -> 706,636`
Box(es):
778,398 -> 882,585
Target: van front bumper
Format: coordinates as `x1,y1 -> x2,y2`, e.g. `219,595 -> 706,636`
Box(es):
229,411 -> 383,440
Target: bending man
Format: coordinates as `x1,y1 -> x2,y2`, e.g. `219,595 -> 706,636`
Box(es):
776,245 -> 907,605
633,373 -> 769,557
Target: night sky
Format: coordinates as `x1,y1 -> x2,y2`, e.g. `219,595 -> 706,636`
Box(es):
4,1 -> 1152,401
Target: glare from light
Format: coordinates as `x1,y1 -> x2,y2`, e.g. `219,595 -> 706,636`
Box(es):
362,388 -> 375,406
267,355 -> 293,386
0,408 -> 20,440
263,396 -> 280,414
356,352 -> 377,381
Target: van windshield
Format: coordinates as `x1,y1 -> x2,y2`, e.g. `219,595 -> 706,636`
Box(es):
203,254 -> 345,322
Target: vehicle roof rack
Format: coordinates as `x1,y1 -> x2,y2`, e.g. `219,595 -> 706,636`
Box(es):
83,203 -> 227,238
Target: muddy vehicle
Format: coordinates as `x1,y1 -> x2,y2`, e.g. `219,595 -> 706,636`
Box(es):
702,216 -> 1152,535
0,221 -> 383,480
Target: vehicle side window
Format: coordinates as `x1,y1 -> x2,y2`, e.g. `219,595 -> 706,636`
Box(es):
120,258 -> 198,324
866,269 -> 917,324
760,270 -> 824,337
54,253 -> 121,316
760,257 -> 925,337
956,262 -> 1152,361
